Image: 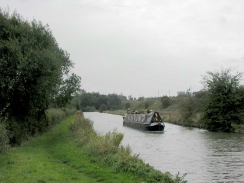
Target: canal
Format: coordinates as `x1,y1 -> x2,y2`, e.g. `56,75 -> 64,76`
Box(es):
84,112 -> 244,182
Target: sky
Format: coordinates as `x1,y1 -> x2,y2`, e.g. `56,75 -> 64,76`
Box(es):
1,0 -> 244,98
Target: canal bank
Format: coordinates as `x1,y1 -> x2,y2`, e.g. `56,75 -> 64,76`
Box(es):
0,114 -> 186,183
90,112 -> 244,182
106,109 -> 244,133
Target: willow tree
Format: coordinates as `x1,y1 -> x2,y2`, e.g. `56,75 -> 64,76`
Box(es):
0,9 -> 80,143
201,69 -> 243,132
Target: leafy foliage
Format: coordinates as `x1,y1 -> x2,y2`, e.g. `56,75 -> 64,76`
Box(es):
55,73 -> 81,107
178,97 -> 197,123
201,69 -> 244,132
0,9 -> 80,144
99,104 -> 107,113
144,102 -> 149,109
75,92 -> 122,111
137,96 -> 144,101
161,96 -> 171,109
84,106 -> 96,112
177,89 -> 192,97
124,102 -> 130,109
0,123 -> 9,154
75,92 -> 104,110
107,93 -> 122,110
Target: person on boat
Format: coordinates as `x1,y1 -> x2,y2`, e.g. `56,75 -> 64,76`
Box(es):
127,108 -> 130,114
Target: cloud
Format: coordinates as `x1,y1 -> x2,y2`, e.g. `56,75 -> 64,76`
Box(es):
2,0 -> 244,97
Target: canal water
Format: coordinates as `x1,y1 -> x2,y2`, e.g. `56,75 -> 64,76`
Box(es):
84,112 -> 244,183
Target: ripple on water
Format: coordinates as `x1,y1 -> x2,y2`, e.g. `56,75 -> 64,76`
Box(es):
84,112 -> 244,183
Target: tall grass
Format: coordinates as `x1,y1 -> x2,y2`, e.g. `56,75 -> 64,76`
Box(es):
46,107 -> 77,127
0,123 -> 9,153
70,112 -> 187,183
0,116 -> 146,183
0,107 -> 77,154
0,105 -> 10,153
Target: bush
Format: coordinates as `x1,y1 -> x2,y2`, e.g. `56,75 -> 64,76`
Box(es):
83,106 -> 96,112
145,102 -> 149,109
201,69 -> 244,132
46,108 -> 76,127
4,108 -> 76,146
69,111 -> 96,146
46,109 -> 66,126
85,130 -> 123,156
124,102 -> 130,109
0,123 -> 10,154
161,96 -> 171,109
99,104 -> 107,113
178,97 -> 198,123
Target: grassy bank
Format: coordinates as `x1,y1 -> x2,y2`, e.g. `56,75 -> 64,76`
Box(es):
0,113 -> 186,183
0,107 -> 77,154
70,112 -> 186,183
0,116 -> 140,183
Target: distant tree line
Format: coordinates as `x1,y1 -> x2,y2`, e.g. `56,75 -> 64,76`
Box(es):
71,92 -> 122,112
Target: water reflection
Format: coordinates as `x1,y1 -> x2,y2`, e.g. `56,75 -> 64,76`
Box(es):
203,132 -> 244,182
84,112 -> 244,183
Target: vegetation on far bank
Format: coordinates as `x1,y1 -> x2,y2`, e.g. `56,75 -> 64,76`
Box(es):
76,69 -> 244,133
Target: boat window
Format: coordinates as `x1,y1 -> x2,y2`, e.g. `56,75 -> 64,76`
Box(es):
152,112 -> 162,122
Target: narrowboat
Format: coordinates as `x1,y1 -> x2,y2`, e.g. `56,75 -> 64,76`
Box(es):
123,111 -> 165,131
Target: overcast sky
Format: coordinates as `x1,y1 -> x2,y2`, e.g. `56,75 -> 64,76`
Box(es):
2,0 -> 244,98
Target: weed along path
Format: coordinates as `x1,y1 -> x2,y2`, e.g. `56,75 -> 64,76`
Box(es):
0,116 -> 143,183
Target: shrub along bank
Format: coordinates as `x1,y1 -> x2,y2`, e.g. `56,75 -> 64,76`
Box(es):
0,107 -> 76,154
70,111 -> 187,183
106,69 -> 244,133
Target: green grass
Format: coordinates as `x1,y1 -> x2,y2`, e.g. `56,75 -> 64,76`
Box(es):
0,116 -> 142,183
69,112 -> 187,183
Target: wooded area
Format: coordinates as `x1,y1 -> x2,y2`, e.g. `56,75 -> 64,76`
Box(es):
0,10 -> 80,150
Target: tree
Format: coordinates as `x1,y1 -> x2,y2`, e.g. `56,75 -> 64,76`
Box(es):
161,96 -> 171,109
201,69 -> 243,132
55,73 -> 81,107
107,94 -> 122,110
178,97 -> 197,122
128,95 -> 133,101
99,104 -> 107,113
177,88 -> 192,97
119,93 -> 127,101
124,102 -> 130,109
138,97 -> 144,101
97,95 -> 108,109
144,102 -> 149,109
84,106 -> 95,112
78,92 -> 103,110
79,93 -> 94,110
0,10 -> 80,143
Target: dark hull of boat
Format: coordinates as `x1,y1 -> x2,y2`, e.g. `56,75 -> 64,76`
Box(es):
123,121 -> 164,131
146,124 -> 165,131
